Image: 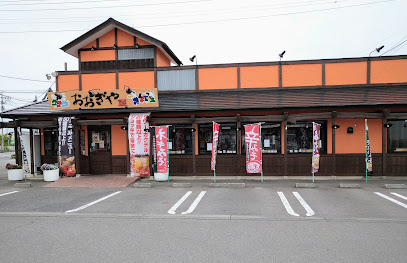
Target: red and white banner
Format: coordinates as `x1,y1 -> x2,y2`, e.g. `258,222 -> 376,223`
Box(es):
312,122 -> 321,173
211,122 -> 220,171
128,113 -> 150,177
155,126 -> 168,174
245,124 -> 262,174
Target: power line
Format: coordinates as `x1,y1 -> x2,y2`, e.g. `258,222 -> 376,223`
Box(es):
0,0 -> 212,12
0,0 -> 123,6
0,0 -> 395,33
380,36 -> 407,56
0,74 -> 52,83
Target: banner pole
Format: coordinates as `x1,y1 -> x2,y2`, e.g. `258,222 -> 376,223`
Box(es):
260,123 -> 263,183
312,122 -> 315,183
167,126 -> 170,183
365,119 -> 368,183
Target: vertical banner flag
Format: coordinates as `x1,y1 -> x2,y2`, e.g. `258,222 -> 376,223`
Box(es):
58,117 -> 76,176
155,126 -> 168,174
366,120 -> 373,172
211,122 -> 220,171
312,122 -> 321,174
17,128 -> 30,173
245,124 -> 262,173
128,113 -> 150,177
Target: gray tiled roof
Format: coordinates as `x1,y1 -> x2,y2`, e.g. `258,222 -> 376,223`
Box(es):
2,85 -> 407,118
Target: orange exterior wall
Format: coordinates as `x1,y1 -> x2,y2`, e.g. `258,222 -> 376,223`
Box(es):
80,50 -> 115,62
240,65 -> 279,88
99,29 -> 115,48
83,40 -> 96,49
371,59 -> 407,84
156,49 -> 171,67
335,119 -> 382,154
111,125 -> 127,155
118,71 -> 155,90
282,64 -> 322,87
81,73 -> 116,91
117,29 -> 134,47
136,37 -> 152,46
58,74 -> 79,92
199,67 -> 237,90
325,62 -> 367,85
327,119 -> 332,154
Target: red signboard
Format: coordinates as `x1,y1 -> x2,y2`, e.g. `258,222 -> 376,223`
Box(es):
155,126 -> 168,173
211,122 -> 220,171
245,124 -> 262,174
312,122 -> 321,173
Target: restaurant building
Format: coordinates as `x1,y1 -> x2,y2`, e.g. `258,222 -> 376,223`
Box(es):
2,18 -> 407,178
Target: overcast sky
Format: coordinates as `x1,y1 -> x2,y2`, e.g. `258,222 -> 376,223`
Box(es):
0,0 -> 406,111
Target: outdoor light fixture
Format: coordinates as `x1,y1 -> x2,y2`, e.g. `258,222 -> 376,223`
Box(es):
404,120 -> 407,127
113,44 -> 117,49
384,122 -> 393,128
189,55 -> 196,62
135,43 -> 140,49
121,126 -> 128,130
332,124 -> 340,129
91,46 -> 96,51
279,51 -> 286,58
124,85 -> 133,94
46,74 -> 51,80
368,45 -> 384,58
191,128 -> 196,132
347,127 -> 354,134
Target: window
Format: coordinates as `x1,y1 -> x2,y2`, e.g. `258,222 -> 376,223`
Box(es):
286,121 -> 327,154
89,126 -> 111,153
241,122 -> 281,153
387,120 -> 407,153
199,123 -> 237,154
168,125 -> 193,154
44,129 -> 58,156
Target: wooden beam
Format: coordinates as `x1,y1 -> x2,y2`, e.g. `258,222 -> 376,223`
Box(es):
76,119 -> 125,125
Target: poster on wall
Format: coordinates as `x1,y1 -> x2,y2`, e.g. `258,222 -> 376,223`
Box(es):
155,126 -> 168,174
58,117 -> 76,177
211,122 -> 219,171
244,124 -> 262,174
17,128 -> 30,173
312,122 -> 321,174
128,113 -> 150,177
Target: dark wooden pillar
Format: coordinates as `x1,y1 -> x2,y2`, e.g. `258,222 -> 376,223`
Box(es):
332,112 -> 337,177
192,115 -> 196,176
382,110 -> 389,177
14,125 -> 21,166
75,124 -> 80,175
29,129 -> 34,174
236,114 -> 241,176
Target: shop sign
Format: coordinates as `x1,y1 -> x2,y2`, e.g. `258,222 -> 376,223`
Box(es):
48,88 -> 159,110
211,122 -> 219,171
155,126 -> 168,173
312,122 -> 321,173
128,113 -> 150,177
245,124 -> 262,174
59,117 -> 76,176
365,120 -> 373,172
17,128 -> 30,173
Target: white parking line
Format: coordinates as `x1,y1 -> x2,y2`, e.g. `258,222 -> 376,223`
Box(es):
277,192 -> 299,217
168,191 -> 192,215
375,192 -> 407,209
182,191 -> 206,215
391,192 -> 407,201
293,192 -> 315,217
0,191 -> 19,197
65,191 -> 122,213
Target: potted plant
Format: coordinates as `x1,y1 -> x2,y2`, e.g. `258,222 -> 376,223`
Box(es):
5,163 -> 24,181
41,163 -> 60,182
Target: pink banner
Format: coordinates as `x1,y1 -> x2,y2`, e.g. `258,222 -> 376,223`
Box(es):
312,122 -> 321,173
245,124 -> 262,174
128,113 -> 150,177
211,122 -> 220,171
155,126 -> 168,173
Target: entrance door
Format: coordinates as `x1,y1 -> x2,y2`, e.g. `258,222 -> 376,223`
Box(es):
88,125 -> 112,175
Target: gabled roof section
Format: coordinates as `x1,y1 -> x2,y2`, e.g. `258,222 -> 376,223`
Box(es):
61,18 -> 182,65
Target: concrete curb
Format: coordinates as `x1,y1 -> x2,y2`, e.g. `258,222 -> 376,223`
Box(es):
295,183 -> 316,188
172,183 -> 191,188
134,183 -> 151,188
385,184 -> 407,189
339,183 -> 360,188
209,183 -> 245,188
14,182 -> 32,188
